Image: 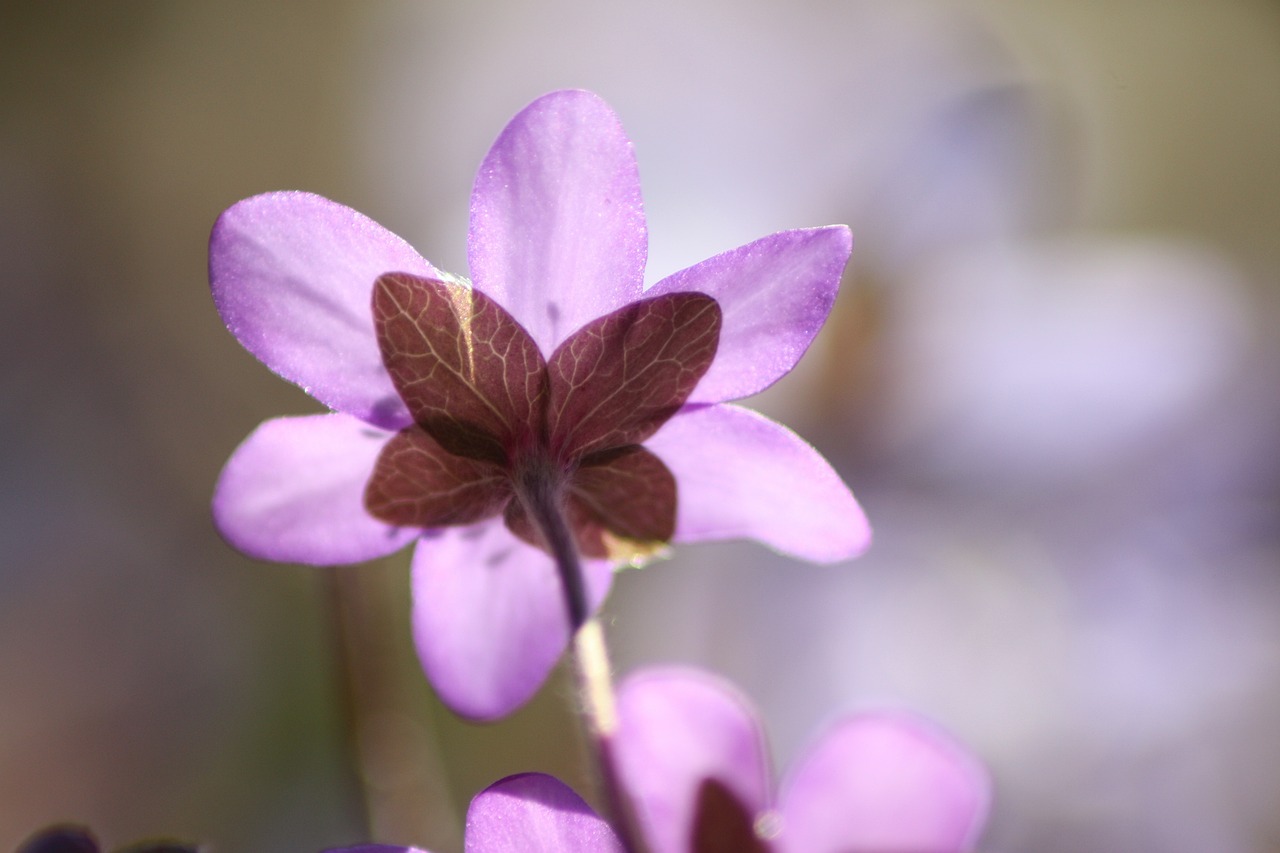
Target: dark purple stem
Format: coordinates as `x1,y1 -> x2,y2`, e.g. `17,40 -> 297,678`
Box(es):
514,459 -> 589,631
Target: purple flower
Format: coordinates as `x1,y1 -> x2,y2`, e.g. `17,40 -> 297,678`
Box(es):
324,772 -> 623,853
613,668 -> 990,853
211,89 -> 867,720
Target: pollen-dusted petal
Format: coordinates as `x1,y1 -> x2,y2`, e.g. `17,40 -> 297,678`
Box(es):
646,404 -> 870,563
776,713 -> 991,853
615,668 -> 773,853
411,522 -> 613,721
647,226 -> 852,403
364,426 -> 512,528
374,273 -> 547,464
569,445 -> 676,559
465,773 -> 625,853
546,293 -> 721,461
468,90 -> 648,356
210,191 -> 439,430
213,414 -> 417,565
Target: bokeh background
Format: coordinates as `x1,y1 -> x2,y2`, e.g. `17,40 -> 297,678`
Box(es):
2,2 -> 1278,851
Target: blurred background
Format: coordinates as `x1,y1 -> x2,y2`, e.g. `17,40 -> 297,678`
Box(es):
2,1 -> 1278,851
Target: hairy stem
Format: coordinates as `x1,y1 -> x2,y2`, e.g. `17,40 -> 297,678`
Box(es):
515,463 -> 651,853
574,620 -> 652,853
514,459 -> 589,631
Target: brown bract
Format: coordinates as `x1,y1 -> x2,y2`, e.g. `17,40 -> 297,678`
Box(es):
364,273 -> 721,560
691,778 -> 774,853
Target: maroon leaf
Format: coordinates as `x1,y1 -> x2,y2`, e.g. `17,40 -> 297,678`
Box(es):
546,292 -> 721,460
374,273 -> 548,464
569,444 -> 676,558
503,446 -> 676,560
690,778 -> 774,853
365,426 -> 512,528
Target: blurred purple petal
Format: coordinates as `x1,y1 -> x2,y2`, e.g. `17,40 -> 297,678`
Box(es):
464,773 -> 625,853
210,191 -> 438,429
411,522 -> 612,720
615,668 -> 772,853
647,404 -> 870,562
468,90 -> 647,354
648,227 -> 851,403
212,414 -> 417,565
776,713 -> 990,853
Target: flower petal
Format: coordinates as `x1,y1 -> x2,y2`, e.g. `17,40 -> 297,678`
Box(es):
468,90 -> 648,355
210,191 -> 439,429
364,426 -> 512,528
213,414 -> 417,565
615,668 -> 772,853
373,273 -> 547,462
411,522 -> 612,721
546,292 -> 721,460
645,404 -> 870,563
464,773 -> 625,853
776,713 -> 990,853
647,227 -> 852,403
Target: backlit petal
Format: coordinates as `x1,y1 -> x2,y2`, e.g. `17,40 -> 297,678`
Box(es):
411,522 -> 612,721
465,773 -> 625,853
210,191 -> 439,429
615,668 -> 772,853
468,90 -> 647,354
213,414 -> 416,565
776,713 -> 991,853
645,404 -> 870,563
647,227 -> 852,403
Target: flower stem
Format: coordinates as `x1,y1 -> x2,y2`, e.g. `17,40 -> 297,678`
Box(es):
514,461 -> 589,631
515,465 -> 651,853
573,620 -> 652,853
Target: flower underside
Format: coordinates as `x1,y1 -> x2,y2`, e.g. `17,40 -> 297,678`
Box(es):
364,273 -> 722,561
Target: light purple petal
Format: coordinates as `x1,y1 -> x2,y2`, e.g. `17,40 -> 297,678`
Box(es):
776,712 -> 991,853
464,773 -> 625,853
411,522 -> 613,721
645,404 -> 870,563
647,227 -> 852,403
213,413 -> 417,565
468,90 -> 647,355
615,667 -> 772,853
211,191 -> 439,429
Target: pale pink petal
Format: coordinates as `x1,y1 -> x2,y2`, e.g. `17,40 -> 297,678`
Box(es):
645,404 -> 870,563
210,191 -> 439,429
468,90 -> 647,355
647,227 -> 852,403
411,522 -> 613,721
213,414 -> 417,565
777,713 -> 991,853
465,773 -> 624,853
615,668 -> 772,853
